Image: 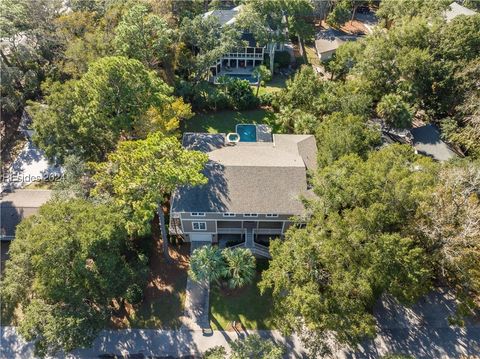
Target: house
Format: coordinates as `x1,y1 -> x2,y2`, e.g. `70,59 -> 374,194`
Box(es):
169,126 -> 317,258
315,28 -> 358,61
204,5 -> 285,81
0,189 -> 52,241
444,2 -> 477,22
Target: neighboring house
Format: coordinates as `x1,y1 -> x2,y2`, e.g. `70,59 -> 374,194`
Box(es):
444,2 -> 477,22
0,189 -> 52,241
169,128 -> 317,258
204,5 -> 285,80
315,28 -> 358,61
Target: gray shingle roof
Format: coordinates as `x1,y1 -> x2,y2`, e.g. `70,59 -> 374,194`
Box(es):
411,124 -> 456,162
315,29 -> 358,54
203,5 -> 243,26
171,133 -> 317,215
1,189 -> 52,238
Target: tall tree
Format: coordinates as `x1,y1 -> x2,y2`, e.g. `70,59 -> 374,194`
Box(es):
1,199 -> 146,357
179,14 -> 240,81
416,160 -> 480,319
230,334 -> 284,359
260,145 -> 438,355
91,132 -> 208,258
252,64 -> 271,96
326,0 -> 351,28
237,0 -> 288,73
376,93 -> 413,129
316,112 -> 381,168
114,3 -> 173,71
29,56 -> 183,162
284,0 -> 315,64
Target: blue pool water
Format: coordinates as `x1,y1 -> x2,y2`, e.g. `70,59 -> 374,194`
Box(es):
236,124 -> 257,142
225,73 -> 259,84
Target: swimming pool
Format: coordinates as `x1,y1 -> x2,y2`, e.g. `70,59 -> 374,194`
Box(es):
236,124 -> 257,142
224,73 -> 259,85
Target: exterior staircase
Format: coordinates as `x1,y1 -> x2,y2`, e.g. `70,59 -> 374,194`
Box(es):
230,228 -> 271,258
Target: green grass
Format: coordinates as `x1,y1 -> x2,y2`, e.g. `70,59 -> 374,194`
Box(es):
256,75 -> 287,96
305,43 -> 321,67
184,109 -> 277,134
210,260 -> 275,330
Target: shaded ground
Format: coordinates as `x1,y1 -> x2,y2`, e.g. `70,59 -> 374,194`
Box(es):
184,109 -> 277,134
0,111 -> 25,174
210,259 -> 275,331
112,239 -> 190,329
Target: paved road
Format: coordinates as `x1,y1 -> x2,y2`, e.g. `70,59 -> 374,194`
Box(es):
2,290 -> 479,358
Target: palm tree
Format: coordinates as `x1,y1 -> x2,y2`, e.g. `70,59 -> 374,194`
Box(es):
252,65 -> 272,96
189,246 -> 228,284
223,248 -> 256,289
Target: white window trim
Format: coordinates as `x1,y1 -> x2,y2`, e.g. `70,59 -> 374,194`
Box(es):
244,213 -> 258,217
223,213 -> 236,217
192,222 -> 207,231
266,214 -> 279,218
191,212 -> 206,217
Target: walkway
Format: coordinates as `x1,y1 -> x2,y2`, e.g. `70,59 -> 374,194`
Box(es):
1,138 -> 60,192
180,241 -> 212,331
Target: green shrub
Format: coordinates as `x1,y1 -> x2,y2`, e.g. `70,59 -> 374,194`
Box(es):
126,284 -> 144,305
274,51 -> 291,68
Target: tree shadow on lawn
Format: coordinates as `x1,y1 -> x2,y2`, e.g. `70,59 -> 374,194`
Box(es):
112,238 -> 190,330
185,109 -> 278,134
209,259 -> 275,331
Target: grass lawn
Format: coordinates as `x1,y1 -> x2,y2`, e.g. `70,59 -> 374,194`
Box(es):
184,108 -> 277,134
210,259 -> 275,331
112,240 -> 190,329
256,75 -> 287,96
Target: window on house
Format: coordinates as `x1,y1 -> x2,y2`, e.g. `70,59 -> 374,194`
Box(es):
244,213 -> 258,217
192,222 -> 207,231
191,212 -> 205,217
266,214 -> 279,218
223,213 -> 236,217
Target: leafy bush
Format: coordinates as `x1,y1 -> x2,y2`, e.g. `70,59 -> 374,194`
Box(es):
259,92 -> 275,106
125,284 -> 144,305
175,79 -> 258,111
226,79 -> 259,110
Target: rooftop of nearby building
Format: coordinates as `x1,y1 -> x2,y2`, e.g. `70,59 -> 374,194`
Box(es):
444,2 -> 477,22
203,5 -> 243,26
315,28 -> 358,54
0,189 -> 52,239
411,124 -> 456,162
171,132 -> 317,215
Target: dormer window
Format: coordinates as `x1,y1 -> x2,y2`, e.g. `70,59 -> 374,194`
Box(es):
191,212 -> 205,217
